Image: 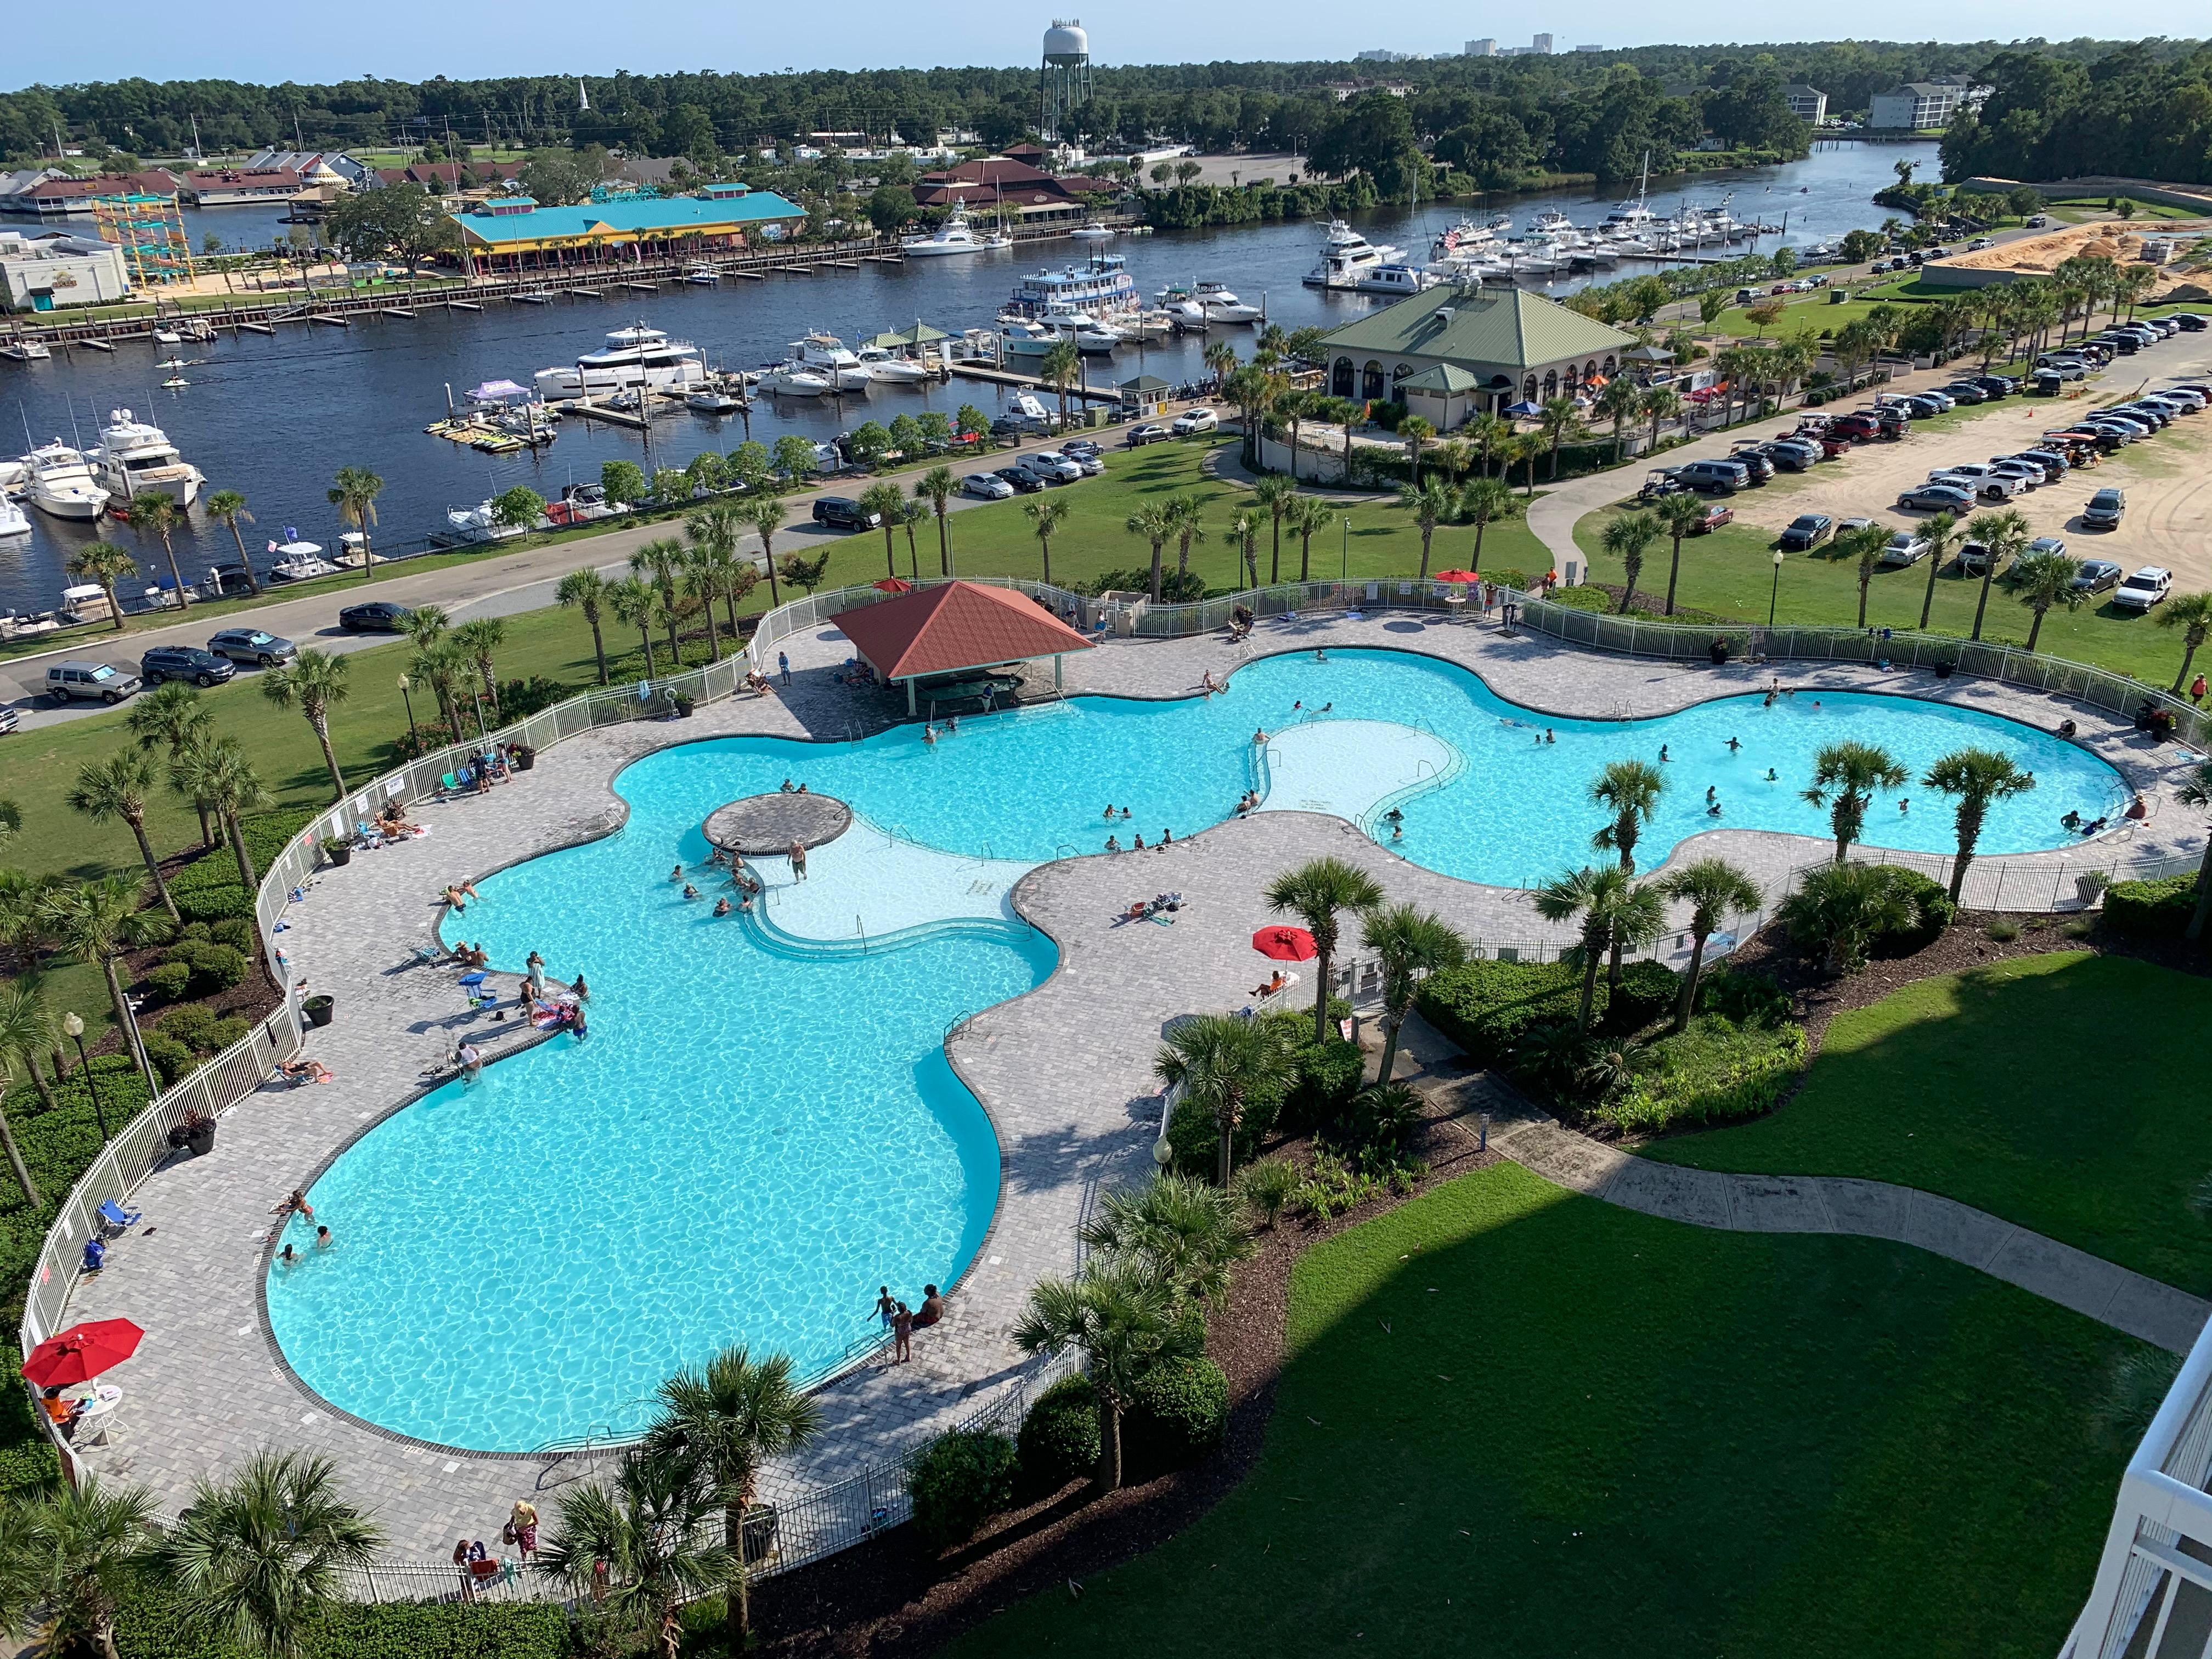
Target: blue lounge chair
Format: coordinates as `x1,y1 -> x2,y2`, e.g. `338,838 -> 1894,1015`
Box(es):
96,1198 -> 140,1237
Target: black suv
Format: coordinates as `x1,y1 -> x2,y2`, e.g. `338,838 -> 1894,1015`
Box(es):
992,467 -> 1045,494
811,496 -> 880,532
140,646 -> 235,688
338,600 -> 413,632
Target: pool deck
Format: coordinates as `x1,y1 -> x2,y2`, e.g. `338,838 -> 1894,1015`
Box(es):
58,609 -> 2209,1561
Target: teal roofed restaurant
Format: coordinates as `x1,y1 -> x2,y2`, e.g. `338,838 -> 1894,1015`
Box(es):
447,181 -> 808,275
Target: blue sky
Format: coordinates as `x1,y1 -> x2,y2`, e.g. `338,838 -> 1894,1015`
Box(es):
7,4 -> 2204,86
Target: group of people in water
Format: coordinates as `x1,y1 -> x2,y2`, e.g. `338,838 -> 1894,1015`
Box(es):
876,1282 -> 947,1363
676,848 -> 767,916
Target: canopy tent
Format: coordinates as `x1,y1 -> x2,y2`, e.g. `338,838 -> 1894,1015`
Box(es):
832,580 -> 1094,714
467,379 -> 532,400
866,320 -> 950,350
1622,343 -> 1676,364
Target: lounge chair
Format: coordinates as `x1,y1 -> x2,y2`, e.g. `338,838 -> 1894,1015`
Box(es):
96,1198 -> 142,1237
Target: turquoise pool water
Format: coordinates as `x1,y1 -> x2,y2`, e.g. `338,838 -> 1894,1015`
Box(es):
270,650 -> 2124,1450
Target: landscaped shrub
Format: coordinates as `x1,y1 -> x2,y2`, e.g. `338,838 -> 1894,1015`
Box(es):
1594,1016 -> 1809,1134
1604,960 -> 1680,1034
1015,1372 -> 1099,1499
909,1429 -> 1018,1550
1419,959 -> 1606,1065
142,961 -> 193,1003
1280,1031 -> 1364,1135
1325,1082 -> 1420,1158
2106,873 -> 2198,939
1870,865 -> 1955,955
163,940 -> 249,995
1485,567 -> 1532,593
157,1002 -> 219,1051
207,916 -> 256,952
1125,1356 -> 1228,1474
166,809 -> 316,922
139,1030 -> 195,1088
112,1571 -> 572,1658
1166,1079 -> 1283,1178
1697,963 -> 1791,1024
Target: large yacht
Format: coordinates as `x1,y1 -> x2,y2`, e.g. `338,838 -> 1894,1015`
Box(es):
1303,221 -> 1404,289
788,334 -> 872,392
758,362 -> 832,397
998,319 -> 1057,360
1525,207 -> 1579,237
854,347 -> 933,384
1040,306 -> 1122,352
0,495 -> 27,537
1354,263 -> 1439,297
91,408 -> 203,507
900,206 -> 1010,258
532,323 -> 706,397
1002,255 -> 1139,321
24,442 -> 110,520
1193,280 -> 1262,323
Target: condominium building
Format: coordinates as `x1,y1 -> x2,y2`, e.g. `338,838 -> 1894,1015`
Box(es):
1869,80 -> 1978,131
1783,84 -> 1829,123
1532,33 -> 1554,53
1464,37 -> 1496,55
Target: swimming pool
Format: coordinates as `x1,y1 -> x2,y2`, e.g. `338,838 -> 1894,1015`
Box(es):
269,649 -> 2124,1449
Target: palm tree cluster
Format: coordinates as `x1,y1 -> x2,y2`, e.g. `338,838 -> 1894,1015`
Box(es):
1389,474 -> 1525,582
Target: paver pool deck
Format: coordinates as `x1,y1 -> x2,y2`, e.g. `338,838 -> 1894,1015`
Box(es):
59,606 -> 2211,1559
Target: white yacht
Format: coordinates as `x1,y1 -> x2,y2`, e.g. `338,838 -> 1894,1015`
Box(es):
1004,256 -> 1139,321
1355,263 -> 1439,297
1156,287 -> 1209,329
445,499 -> 531,543
532,323 -> 706,398
91,408 -> 204,507
788,334 -> 872,392
1041,306 -> 1122,352
758,362 -> 832,397
685,388 -> 745,414
1193,280 -> 1262,323
0,495 -> 27,537
24,442 -> 110,521
1067,222 -> 1115,241
998,319 -> 1057,360
683,264 -> 718,285
1431,221 -> 1497,259
900,207 -> 1010,258
854,347 -> 933,384
1526,207 -> 1579,237
1303,221 -> 1404,289
267,539 -> 340,583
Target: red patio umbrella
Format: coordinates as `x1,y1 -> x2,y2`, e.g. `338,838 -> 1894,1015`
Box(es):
1251,925 -> 1317,962
1430,569 -> 1481,583
873,577 -> 913,592
22,1319 -> 143,1389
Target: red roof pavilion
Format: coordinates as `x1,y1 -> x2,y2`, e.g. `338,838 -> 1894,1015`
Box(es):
832,580 -> 1093,713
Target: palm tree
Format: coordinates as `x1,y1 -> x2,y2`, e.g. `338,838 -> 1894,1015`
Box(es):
898,499 -> 928,580
409,637 -> 469,737
857,482 -> 907,581
64,543 -> 140,634
326,466 -> 384,580
1465,410 -> 1511,479
1394,477 -> 1454,580
1079,1171 -> 1255,1313
630,540 -> 686,666
1656,859 -> 1765,1032
1251,475 -> 1296,582
1265,856 -> 1386,1046
1595,375 -> 1643,462
1965,507 -> 2030,641
1533,864 -> 1633,1032
1779,861 -> 1915,975
1287,493 -> 1331,582
916,465 -> 958,577
641,1345 -> 823,1653
2159,593 -> 2212,694
1832,520 -> 1888,628
1602,511 -> 1660,614
1458,476 -> 1520,572
1359,902 -> 1466,1087
1163,493 -> 1206,576
1919,746 -> 2039,906
1021,495 -> 1071,588
171,736 -> 270,894
1802,740 -> 1908,863
1640,386 -> 1683,456
258,650 -> 352,804
450,617 -> 505,713
1589,759 -> 1666,874
152,1451 -> 382,1658
1228,509 -> 1261,588
1650,491 -> 1706,617
202,490 -> 262,595
39,877 -> 168,1094
122,493 -> 188,611
67,751 -> 178,921
539,1453 -> 727,1659
1125,500 -> 1173,603
1505,431 -> 1543,497
1278,389 -> 1314,483
556,568 -> 612,685
2011,546 -> 2084,652
1013,1259 -> 1192,1493
0,981 -> 54,1200
2174,763 -> 2212,943
0,1477 -> 160,1659
1154,1013 -> 1299,1186
679,542 -> 726,663
1038,340 -> 1083,430
1202,338 -> 1238,389
127,682 -> 213,845
1538,395 -> 1585,478
1398,414 -> 1436,484
1917,509 -> 1959,630
398,602 -> 449,652
607,576 -> 662,676
744,495 -> 789,608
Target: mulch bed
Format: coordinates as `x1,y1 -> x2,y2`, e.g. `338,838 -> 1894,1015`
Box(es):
751,1098 -> 1498,1657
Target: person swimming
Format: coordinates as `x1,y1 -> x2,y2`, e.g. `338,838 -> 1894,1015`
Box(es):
1706,785 -> 1717,803
1707,800 -> 1723,816
1765,768 -> 1778,782
1726,736 -> 1741,753
714,897 -> 732,916
2061,809 -> 2083,830
1658,744 -> 1671,762
682,884 -> 701,900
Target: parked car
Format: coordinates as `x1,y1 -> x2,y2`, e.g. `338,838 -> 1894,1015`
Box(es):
45,661 -> 140,704
0,707 -> 16,735
1734,287 -> 1757,305
2017,448 -> 2072,477
1970,374 -> 2017,398
1953,540 -> 2004,576
1058,443 -> 1107,472
1677,459 -> 1750,494
1988,461 -> 2047,489
812,496 -> 881,531
1019,452 -> 1084,484
1938,382 -> 1988,404
992,466 -> 1045,493
1930,464 -> 2023,499
1126,422 -> 1172,446
2031,369 -> 2066,395
1967,236 -> 1996,251
1171,408 -> 1218,436
1914,388 -> 1957,411
338,600 -> 412,632
1757,441 -> 1816,472
2083,487 -> 2127,529
140,645 -> 235,688
1899,482 -> 1977,513
962,472 -> 1015,500
1689,503 -> 1734,534
2155,388 -> 2207,412
1878,531 -> 1932,566
1778,514 -> 1835,551
2113,566 -> 2172,611
2070,558 -> 2123,594
2035,356 -> 2087,378
1896,394 -> 1947,419
2174,313 -> 2209,332
1726,448 -> 1775,483
206,627 -> 295,667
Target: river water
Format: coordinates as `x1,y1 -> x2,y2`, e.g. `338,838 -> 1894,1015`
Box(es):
0,140 -> 1927,618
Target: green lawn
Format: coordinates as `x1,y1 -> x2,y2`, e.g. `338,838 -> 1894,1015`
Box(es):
1647,953 -> 2212,1294
2044,197 -> 2207,223
950,1160 -> 2141,1659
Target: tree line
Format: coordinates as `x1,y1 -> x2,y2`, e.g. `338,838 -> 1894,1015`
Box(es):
1940,41 -> 2212,186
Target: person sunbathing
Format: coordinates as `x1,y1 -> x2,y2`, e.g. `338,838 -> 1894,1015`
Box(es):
1252,970 -> 1288,997
279,1057 -> 334,1084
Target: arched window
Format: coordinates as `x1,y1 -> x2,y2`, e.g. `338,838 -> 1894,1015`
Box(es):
1585,359 -> 1598,383
1392,363 -> 1412,382
1564,364 -> 1581,391
1522,374 -> 1538,402
1542,370 -> 1558,399
1602,354 -> 1617,375
1362,361 -> 1386,401
1333,357 -> 1354,397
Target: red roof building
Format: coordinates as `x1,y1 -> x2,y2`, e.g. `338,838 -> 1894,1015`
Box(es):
831,580 -> 1093,712
910,156 -> 1117,218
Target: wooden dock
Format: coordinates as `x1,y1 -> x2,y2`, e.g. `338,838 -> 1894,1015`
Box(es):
380,307 -> 415,318
311,314 -> 349,326
78,339 -> 113,352
948,362 -> 1121,402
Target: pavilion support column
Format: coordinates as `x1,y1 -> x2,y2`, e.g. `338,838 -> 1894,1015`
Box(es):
1053,656 -> 1063,690
906,679 -> 916,716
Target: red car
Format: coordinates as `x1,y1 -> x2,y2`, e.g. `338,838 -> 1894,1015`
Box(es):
1691,503 -> 1734,534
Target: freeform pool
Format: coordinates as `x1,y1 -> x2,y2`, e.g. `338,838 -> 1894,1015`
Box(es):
269,650 -> 2124,1449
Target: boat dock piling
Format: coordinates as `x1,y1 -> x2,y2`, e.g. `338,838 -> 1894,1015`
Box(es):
380,308 -> 415,318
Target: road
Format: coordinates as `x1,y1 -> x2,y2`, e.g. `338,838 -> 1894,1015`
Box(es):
0,423 -> 1181,731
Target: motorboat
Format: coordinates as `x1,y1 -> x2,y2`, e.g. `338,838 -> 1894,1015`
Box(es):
545,482 -> 617,527
1193,280 -> 1261,323
1003,255 -> 1138,321
685,387 -> 745,414
1156,287 -> 1209,328
0,495 -> 27,537
532,323 -> 706,397
900,206 -> 1011,258
267,539 -> 341,583
1570,244 -> 1621,269
854,347 -> 933,383
23,442 -> 110,520
1041,306 -> 1122,352
758,361 -> 832,397
1068,222 -> 1115,241
1526,207 -> 1578,236
91,408 -> 204,507
1355,263 -> 1439,297
0,341 -> 53,363
153,329 -> 182,345
788,334 -> 872,392
0,456 -> 26,492
998,319 -> 1057,359
1303,220 -> 1404,289
684,265 -> 718,285
1431,221 -> 1497,259
445,499 -> 531,543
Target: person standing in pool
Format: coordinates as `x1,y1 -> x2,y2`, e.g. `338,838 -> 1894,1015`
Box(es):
876,1285 -> 898,1329
789,840 -> 808,881
1726,737 -> 1741,753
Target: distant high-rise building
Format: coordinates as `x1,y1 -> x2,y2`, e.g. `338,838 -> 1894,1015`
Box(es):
1356,49 -> 1411,62
1575,44 -> 1604,54
1532,33 -> 1554,53
1465,37 -> 1496,55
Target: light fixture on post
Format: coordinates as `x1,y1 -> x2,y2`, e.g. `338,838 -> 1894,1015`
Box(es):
62,1013 -> 109,1144
397,673 -> 418,748
1769,549 -> 1786,627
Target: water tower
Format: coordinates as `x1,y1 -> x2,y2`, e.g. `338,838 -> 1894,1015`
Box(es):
1040,20 -> 1092,141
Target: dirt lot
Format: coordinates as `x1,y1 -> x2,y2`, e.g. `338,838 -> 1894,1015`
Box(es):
1711,358 -> 2212,586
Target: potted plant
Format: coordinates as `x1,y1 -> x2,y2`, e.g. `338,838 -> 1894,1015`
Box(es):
671,692 -> 695,719
302,994 -> 335,1029
322,835 -> 355,868
1932,657 -> 1956,680
167,1110 -> 216,1157
512,743 -> 537,772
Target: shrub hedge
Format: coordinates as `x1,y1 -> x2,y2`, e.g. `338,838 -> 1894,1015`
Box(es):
1871,865 -> 1956,955
909,1429 -> 1018,1551
142,961 -> 193,1003
1419,959 -> 1606,1065
1125,1356 -> 1229,1473
1015,1372 -> 1100,1500
2105,873 -> 2199,939
112,1575 -> 572,1658
1595,1016 -> 1809,1134
1604,960 -> 1680,1034
1697,964 -> 1792,1024
166,809 -> 317,923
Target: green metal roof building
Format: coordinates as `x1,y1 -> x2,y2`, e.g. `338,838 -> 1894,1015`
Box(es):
1318,283 -> 1638,428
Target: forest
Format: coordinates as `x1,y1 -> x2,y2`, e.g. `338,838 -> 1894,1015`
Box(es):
1939,41 -> 2212,185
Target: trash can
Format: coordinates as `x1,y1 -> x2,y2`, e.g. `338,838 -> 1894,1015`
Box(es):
303,995 -> 335,1029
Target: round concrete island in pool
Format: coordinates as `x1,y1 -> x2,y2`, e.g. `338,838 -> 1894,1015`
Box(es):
704,791 -> 854,855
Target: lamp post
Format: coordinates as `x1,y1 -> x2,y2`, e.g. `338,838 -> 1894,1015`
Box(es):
62,1013 -> 109,1144
1340,515 -> 1349,581
1768,549 -> 1786,627
397,673 -> 418,749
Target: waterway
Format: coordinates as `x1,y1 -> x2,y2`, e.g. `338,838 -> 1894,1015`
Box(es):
0,140 -> 1929,618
